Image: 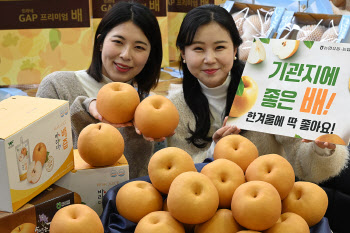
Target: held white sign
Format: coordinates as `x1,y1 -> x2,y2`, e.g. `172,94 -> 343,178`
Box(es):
227,38 -> 350,144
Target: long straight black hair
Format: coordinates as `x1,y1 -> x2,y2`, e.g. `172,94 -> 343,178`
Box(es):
87,1 -> 162,98
176,4 -> 244,148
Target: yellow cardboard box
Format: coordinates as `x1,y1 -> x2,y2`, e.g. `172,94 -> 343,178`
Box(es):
55,149 -> 129,215
0,96 -> 74,212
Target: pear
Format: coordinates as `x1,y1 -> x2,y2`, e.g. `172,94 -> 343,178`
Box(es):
272,39 -> 299,59
247,39 -> 266,64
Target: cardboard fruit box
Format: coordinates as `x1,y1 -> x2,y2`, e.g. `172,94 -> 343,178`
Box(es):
275,10 -> 350,43
222,0 -> 285,63
225,1 -> 285,38
0,96 -> 74,212
0,184 -> 79,233
55,149 -> 129,215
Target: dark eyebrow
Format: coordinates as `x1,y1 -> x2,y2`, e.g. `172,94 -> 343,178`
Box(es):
112,35 -> 149,46
191,40 -> 229,45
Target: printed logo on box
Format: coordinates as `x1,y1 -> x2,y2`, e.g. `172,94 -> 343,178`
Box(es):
55,200 -> 71,210
118,169 -> 125,177
110,169 -> 125,177
110,169 -> 117,177
59,107 -> 69,118
8,140 -> 14,149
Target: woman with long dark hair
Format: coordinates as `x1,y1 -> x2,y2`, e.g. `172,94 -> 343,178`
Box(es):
167,4 -> 243,162
168,5 -> 349,232
37,2 -> 163,178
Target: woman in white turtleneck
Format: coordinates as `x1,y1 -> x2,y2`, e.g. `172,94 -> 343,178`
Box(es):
166,5 -> 349,183
166,5 -> 244,162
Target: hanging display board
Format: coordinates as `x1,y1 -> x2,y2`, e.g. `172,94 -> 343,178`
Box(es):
92,0 -> 167,17
0,0 -> 90,29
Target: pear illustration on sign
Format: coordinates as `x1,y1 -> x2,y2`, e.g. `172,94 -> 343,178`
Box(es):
229,76 -> 259,117
247,39 -> 266,64
272,40 -> 299,59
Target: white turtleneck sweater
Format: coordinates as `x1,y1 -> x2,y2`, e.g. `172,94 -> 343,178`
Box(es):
198,75 -> 231,131
198,75 -> 231,158
167,75 -> 231,163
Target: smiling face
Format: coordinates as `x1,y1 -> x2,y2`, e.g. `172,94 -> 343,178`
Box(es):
101,21 -> 151,82
181,22 -> 236,88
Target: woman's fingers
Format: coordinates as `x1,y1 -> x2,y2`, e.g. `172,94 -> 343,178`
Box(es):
303,139 -> 336,150
213,126 -> 230,142
302,139 -> 313,143
233,127 -> 241,134
89,100 -> 103,121
315,140 -> 336,150
221,126 -> 239,137
324,142 -> 336,150
142,135 -> 166,142
222,116 -> 228,127
213,125 -> 241,144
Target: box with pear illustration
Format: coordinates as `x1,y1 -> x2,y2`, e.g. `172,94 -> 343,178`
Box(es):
0,96 -> 74,212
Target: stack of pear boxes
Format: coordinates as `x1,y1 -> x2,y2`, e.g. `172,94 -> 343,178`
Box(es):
0,95 -> 129,218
